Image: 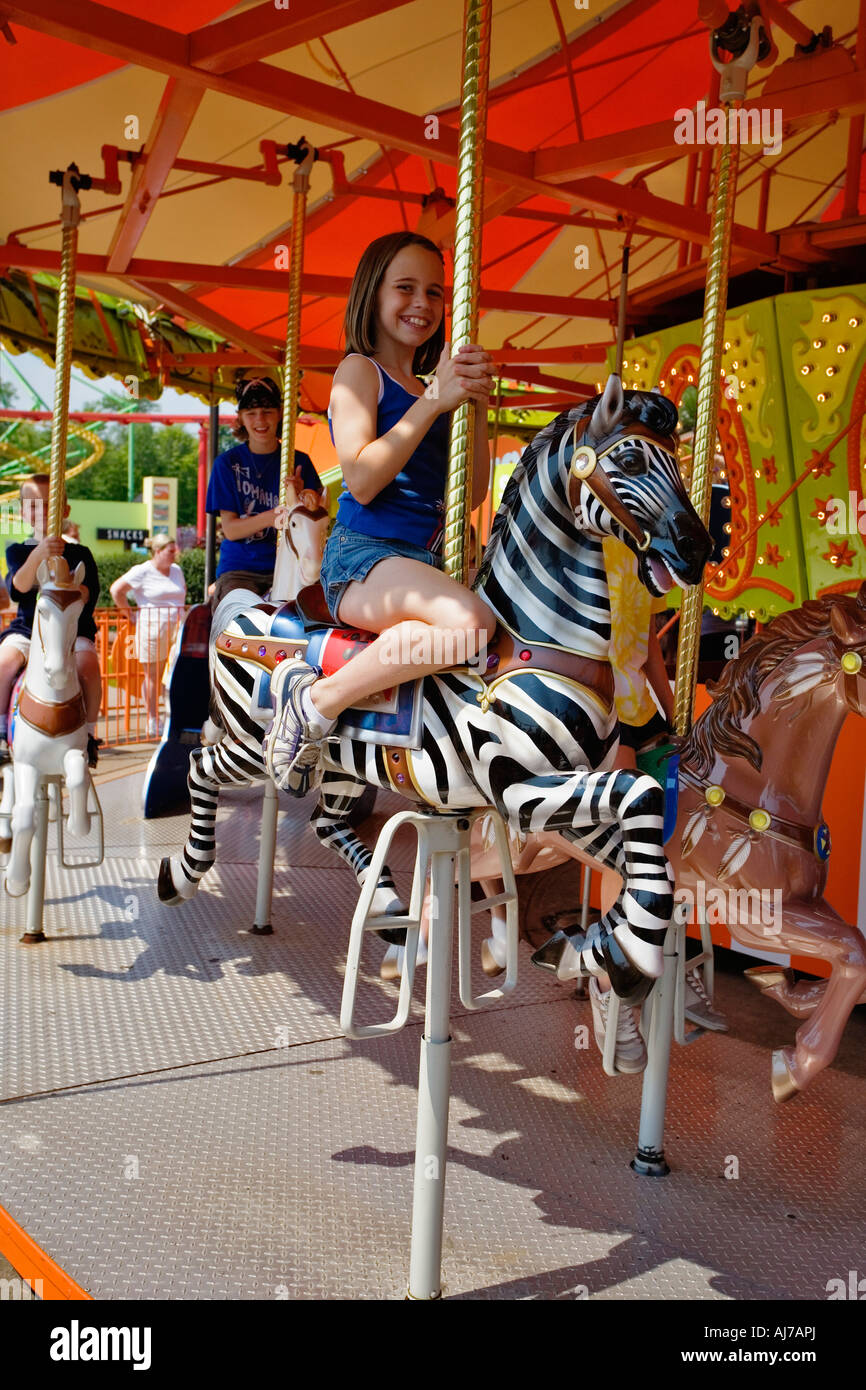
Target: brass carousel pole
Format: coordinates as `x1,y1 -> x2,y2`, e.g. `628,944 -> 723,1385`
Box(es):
672,20 -> 761,737
277,139 -> 316,519
406,0 -> 492,1302
633,14 -> 762,1181
258,139 -> 316,942
442,0 -> 492,583
19,166 -> 82,948
47,167 -> 83,539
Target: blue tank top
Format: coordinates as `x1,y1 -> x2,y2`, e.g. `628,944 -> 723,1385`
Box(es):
330,356 -> 450,548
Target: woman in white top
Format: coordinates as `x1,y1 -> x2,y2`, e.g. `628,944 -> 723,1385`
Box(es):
110,535 -> 186,737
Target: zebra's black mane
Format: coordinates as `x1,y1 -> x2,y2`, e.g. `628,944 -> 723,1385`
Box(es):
475,388 -> 678,590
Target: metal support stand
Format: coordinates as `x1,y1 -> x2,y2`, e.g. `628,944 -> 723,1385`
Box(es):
340,805 -> 517,1299
251,780 -> 278,935
631,921 -> 679,1176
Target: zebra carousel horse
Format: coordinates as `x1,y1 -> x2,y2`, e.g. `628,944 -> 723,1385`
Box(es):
160,375 -> 712,999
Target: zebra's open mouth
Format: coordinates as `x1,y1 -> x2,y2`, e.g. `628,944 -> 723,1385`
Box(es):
646,554 -> 678,595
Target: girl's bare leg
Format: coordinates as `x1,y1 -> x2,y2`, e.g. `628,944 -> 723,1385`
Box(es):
310,556 -> 497,721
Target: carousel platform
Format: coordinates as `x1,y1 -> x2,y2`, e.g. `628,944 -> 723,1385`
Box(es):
0,770 -> 864,1301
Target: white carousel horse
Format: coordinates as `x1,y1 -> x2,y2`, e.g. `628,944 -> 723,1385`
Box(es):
0,556 -> 92,897
271,492 -> 331,602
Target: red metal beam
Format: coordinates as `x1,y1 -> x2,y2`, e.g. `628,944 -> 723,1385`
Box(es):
169,347 -> 344,368
125,278 -> 282,364
1,245 -> 618,321
533,69 -> 866,184
189,0 -> 417,73
106,79 -> 203,274
0,410 -> 234,423
561,176 -> 775,258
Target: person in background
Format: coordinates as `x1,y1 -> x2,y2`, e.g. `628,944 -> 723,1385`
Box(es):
110,535 -> 187,738
62,520 -> 80,544
205,376 -> 324,607
587,536 -> 728,1075
0,473 -> 101,765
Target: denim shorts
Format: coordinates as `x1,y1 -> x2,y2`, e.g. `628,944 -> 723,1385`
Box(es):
320,522 -> 441,622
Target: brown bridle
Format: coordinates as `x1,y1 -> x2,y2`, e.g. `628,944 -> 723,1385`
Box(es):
566,416 -> 679,553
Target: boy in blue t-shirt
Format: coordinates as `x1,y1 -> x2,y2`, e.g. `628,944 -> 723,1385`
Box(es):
206,376 -> 325,606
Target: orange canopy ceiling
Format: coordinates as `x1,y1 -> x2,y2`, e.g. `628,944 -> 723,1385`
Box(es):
1,0 -> 864,413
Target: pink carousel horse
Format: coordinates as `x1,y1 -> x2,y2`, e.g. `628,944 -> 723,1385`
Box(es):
472,584 -> 866,1101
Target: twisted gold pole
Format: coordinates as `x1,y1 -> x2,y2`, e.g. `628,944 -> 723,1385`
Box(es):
443,0 -> 491,582
673,121 -> 741,738
279,170 -> 310,507
48,176 -> 81,538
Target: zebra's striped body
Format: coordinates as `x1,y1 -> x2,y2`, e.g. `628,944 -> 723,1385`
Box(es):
159,377 -> 712,997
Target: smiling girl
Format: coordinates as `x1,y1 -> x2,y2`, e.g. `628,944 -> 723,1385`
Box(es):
265,231 -> 495,793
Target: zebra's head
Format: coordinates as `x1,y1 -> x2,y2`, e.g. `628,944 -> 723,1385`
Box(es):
568,375 -> 712,597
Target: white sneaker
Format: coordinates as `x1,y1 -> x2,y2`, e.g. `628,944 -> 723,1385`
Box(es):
589,976 -> 648,1074
684,966 -> 729,1032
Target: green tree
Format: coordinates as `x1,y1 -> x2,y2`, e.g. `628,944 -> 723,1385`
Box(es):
65,394 -> 202,524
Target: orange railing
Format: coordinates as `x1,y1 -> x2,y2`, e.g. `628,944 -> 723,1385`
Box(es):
1,604 -> 190,748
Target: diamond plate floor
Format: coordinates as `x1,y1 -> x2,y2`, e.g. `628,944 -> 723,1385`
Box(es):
1,771 -> 865,1299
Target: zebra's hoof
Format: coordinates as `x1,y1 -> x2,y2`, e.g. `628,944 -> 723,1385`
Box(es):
530,930 -> 582,978
744,965 -> 789,993
19,931 -> 47,945
249,923 -> 273,936
599,929 -> 654,1006
771,1048 -> 800,1103
157,857 -> 184,906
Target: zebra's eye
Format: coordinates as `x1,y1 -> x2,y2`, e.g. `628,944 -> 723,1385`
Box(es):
617,449 -> 647,477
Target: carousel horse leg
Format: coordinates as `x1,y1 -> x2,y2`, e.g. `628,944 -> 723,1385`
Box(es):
527,768 -> 673,1003
63,745 -> 91,840
312,769 -> 407,926
728,900 -> 866,1100
0,763 -> 13,855
479,877 -> 508,977
744,966 -> 828,1019
21,779 -> 50,945
5,759 -> 40,898
158,742 -> 249,905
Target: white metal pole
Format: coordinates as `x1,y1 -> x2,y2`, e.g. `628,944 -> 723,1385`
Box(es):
252,779 -> 278,934
631,922 -> 678,1175
407,829 -> 458,1299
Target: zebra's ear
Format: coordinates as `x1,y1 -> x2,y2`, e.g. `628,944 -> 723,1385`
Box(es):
588,374 -> 624,441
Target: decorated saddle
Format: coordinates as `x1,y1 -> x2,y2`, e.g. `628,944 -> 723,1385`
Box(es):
215,581 -> 617,752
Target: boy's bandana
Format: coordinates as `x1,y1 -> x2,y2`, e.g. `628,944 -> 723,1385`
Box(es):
237,377 -> 282,411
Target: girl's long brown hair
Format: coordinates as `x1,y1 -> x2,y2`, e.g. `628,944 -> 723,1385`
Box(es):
344,232 -> 446,376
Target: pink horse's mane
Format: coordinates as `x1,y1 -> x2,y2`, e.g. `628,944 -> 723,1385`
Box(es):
681,589 -> 866,779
